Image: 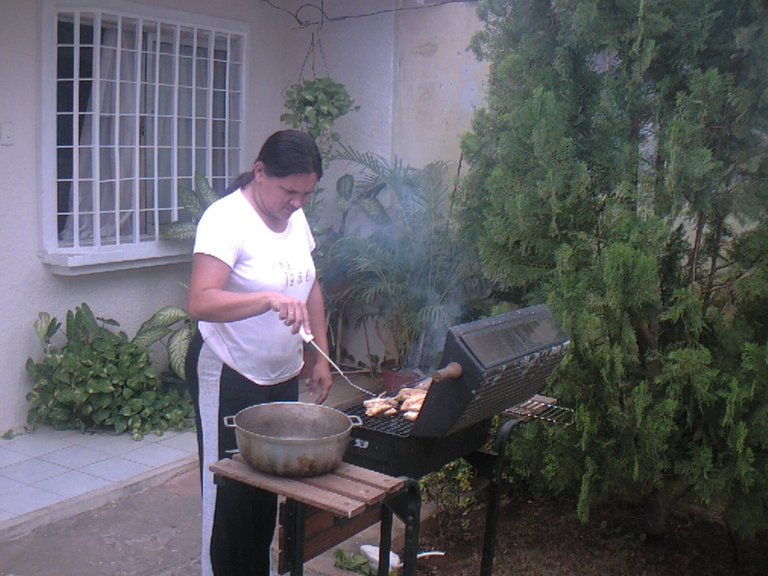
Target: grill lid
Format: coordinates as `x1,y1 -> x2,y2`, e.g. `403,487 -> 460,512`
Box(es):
410,304 -> 570,438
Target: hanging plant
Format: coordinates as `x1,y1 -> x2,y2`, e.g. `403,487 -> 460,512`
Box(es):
281,77 -> 358,154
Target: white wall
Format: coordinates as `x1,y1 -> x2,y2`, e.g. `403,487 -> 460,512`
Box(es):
393,1 -> 487,168
0,1 -> 44,433
273,1 -> 487,168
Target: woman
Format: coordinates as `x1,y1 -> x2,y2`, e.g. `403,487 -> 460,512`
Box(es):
185,129 -> 333,576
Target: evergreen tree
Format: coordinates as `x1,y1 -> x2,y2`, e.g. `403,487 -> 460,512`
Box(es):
462,0 -> 768,542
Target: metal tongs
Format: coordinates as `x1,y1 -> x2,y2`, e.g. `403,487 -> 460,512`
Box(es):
299,326 -> 377,397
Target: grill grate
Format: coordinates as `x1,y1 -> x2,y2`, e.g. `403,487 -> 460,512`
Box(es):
504,396 -> 574,426
345,403 -> 414,438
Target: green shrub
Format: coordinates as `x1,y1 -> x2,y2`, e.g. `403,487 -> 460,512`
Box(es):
420,459 -> 479,538
26,303 -> 194,439
134,305 -> 195,381
462,0 -> 768,543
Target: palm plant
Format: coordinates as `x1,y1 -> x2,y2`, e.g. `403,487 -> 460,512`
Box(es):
133,306 -> 194,380
309,170 -> 391,366
329,147 -> 488,370
162,173 -> 219,241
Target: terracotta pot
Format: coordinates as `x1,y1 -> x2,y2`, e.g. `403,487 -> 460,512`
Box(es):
380,361 -> 421,393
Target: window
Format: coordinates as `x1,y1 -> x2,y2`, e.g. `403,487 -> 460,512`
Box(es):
41,2 -> 245,273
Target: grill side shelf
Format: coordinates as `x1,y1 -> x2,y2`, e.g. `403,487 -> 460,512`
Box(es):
503,394 -> 574,427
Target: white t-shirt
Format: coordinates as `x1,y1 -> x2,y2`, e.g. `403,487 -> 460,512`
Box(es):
193,189 -> 316,385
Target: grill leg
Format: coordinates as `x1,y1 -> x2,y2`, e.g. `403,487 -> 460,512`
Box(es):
377,507 -> 393,576
384,478 -> 421,576
479,418 -> 520,576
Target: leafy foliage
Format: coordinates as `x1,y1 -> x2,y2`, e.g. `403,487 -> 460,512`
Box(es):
462,0 -> 768,541
420,459 -> 479,537
26,304 -> 194,439
333,550 -> 374,576
162,173 -> 218,242
134,305 -> 195,380
328,147 -> 489,370
281,77 -> 358,157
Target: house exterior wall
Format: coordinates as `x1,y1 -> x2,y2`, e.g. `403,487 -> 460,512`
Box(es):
393,1 -> 487,168
0,0 -> 485,433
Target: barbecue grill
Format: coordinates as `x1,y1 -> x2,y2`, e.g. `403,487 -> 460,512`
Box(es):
338,305 -> 571,576
343,304 -> 570,478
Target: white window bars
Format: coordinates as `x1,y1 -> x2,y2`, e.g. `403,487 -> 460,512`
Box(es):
46,5 -> 243,262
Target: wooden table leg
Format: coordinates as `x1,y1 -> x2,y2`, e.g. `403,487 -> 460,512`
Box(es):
283,499 -> 306,576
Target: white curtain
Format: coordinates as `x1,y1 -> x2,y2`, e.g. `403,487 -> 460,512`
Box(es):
55,14 -> 238,248
60,23 -> 174,246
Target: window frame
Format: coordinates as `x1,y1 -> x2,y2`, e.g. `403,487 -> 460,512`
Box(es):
39,0 -> 247,275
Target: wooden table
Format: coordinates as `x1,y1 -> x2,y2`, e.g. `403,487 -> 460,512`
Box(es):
210,455 -> 421,576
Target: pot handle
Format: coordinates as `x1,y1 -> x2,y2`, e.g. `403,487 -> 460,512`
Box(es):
349,415 -> 363,428
223,415 -> 236,428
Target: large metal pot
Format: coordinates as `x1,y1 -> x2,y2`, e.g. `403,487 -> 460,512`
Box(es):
224,402 -> 362,478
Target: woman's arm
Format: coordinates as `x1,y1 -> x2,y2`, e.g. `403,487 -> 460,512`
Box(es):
304,280 -> 333,403
187,253 -> 309,324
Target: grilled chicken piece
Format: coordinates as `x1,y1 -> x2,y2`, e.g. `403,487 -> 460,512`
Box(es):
364,384 -> 429,418
363,396 -> 399,417
400,395 -> 425,413
402,410 -> 419,422
395,387 -> 427,403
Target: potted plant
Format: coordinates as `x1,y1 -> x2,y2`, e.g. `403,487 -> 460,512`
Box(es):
280,76 -> 359,238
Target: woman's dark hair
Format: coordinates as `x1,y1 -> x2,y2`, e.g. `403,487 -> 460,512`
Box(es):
225,130 -> 322,194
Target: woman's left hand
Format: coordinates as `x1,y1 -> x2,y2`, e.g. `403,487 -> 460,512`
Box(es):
308,361 -> 332,404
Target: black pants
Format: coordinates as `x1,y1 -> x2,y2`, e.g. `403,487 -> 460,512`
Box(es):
186,330 -> 299,576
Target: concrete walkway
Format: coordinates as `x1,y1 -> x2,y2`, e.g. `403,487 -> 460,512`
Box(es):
0,375 -> 420,575
0,462 -> 203,576
0,427 -> 198,543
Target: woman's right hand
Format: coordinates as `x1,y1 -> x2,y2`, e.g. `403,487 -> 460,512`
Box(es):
269,293 -> 310,335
